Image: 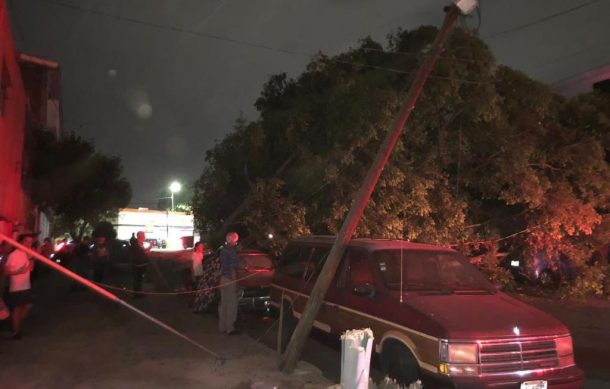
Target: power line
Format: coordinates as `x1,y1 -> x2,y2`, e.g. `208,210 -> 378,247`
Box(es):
535,40 -> 610,70
485,0 -> 601,39
36,0 -> 314,58
33,0 -> 489,86
193,0 -> 233,31
30,0 -> 609,93
551,59 -> 610,85
451,211 -> 610,247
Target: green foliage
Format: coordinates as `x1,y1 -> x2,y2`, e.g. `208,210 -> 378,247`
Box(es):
174,203 -> 192,213
192,23 -> 610,296
565,265 -> 607,298
31,131 -> 132,239
477,255 -> 517,292
458,243 -> 517,291
240,179 -> 310,257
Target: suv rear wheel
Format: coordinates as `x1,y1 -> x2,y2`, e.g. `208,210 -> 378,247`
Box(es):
381,340 -> 420,386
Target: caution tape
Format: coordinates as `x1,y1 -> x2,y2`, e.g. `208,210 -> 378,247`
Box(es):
0,232 -> 223,360
93,272 -> 260,296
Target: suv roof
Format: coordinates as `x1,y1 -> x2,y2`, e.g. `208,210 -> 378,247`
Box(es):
291,235 -> 456,252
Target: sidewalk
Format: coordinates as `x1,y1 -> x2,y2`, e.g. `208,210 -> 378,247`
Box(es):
0,272 -> 332,389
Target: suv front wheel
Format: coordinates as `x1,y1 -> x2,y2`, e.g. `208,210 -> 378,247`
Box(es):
380,340 -> 420,386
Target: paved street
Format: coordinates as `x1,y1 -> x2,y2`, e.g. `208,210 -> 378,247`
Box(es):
0,266 -> 329,389
1,261 -> 609,388
517,295 -> 610,389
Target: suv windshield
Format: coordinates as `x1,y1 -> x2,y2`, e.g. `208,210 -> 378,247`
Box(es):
374,249 -> 494,293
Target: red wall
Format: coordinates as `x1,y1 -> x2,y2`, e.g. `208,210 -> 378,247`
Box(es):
0,0 -> 27,236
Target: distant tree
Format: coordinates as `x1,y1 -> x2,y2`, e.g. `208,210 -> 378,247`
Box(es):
31,131 -> 132,240
92,221 -> 117,240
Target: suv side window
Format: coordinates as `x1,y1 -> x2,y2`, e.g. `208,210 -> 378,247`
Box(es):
337,247 -> 372,289
278,244 -> 312,278
306,246 -> 331,279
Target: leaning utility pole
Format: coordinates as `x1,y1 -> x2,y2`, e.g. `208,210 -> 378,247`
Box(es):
280,2 -> 474,373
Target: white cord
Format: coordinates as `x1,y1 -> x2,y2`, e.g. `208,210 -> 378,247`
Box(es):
400,238 -> 404,303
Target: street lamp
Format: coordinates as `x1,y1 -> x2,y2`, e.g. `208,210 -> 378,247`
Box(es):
169,181 -> 181,211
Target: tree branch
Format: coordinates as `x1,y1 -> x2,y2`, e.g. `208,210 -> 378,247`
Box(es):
215,154 -> 297,238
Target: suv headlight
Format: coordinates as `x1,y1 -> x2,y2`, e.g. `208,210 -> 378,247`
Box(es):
439,340 -> 479,376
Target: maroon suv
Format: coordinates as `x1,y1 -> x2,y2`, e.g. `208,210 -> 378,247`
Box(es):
270,236 -> 584,388
236,250 -> 274,311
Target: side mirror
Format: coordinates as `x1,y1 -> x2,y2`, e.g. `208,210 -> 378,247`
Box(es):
353,284 -> 375,297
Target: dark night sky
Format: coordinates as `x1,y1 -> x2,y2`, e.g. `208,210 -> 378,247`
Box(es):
8,0 -> 610,207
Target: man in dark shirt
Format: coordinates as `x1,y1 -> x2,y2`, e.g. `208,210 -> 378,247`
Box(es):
91,235 -> 109,283
130,231 -> 149,298
71,236 -> 91,291
218,232 -> 240,334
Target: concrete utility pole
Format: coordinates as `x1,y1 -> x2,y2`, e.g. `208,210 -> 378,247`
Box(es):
280,3 -> 468,373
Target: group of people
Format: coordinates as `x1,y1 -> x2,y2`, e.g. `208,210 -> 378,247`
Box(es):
126,229 -> 243,335
0,229 -> 243,339
64,230 -> 150,297
69,234 -> 110,289
0,230 -> 153,339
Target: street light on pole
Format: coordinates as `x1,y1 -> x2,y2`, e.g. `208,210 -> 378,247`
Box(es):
169,181 -> 181,212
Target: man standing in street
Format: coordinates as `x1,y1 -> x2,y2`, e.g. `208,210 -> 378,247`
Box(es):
71,236 -> 91,291
4,234 -> 35,339
91,234 -> 109,283
130,231 -> 149,298
218,231 -> 240,335
40,237 -> 54,260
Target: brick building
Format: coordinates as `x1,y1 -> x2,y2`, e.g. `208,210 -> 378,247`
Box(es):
0,0 -> 62,239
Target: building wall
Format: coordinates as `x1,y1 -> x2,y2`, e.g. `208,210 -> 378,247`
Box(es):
115,208 -> 194,249
0,0 -> 27,237
18,53 -> 62,139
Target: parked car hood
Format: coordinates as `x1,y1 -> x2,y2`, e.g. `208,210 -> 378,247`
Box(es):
400,291 -> 569,340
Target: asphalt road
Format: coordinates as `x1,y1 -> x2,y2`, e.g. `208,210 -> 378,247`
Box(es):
0,265 -> 330,388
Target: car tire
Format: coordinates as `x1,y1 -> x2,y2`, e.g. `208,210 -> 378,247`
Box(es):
381,340 -> 420,386
279,301 -> 297,353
